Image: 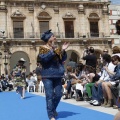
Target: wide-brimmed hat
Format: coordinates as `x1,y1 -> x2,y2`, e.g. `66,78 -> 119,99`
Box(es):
19,58 -> 26,62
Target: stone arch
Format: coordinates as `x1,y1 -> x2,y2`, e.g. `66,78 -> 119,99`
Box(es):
89,13 -> 99,17
64,49 -> 80,68
88,12 -> 100,20
10,51 -> 30,74
37,11 -> 52,20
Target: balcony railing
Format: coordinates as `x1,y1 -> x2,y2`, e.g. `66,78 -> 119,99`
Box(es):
8,32 -> 104,39
87,32 -> 104,38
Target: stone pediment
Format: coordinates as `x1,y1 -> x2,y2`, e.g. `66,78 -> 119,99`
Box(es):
11,9 -> 26,20
62,12 -> 76,20
88,13 -> 100,20
37,11 -> 52,20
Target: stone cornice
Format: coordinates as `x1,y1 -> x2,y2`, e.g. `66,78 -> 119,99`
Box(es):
0,37 -> 113,43
5,0 -> 110,6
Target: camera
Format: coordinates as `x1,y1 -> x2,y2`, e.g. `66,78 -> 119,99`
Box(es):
85,47 -> 89,53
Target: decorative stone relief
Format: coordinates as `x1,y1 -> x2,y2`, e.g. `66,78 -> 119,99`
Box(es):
11,9 -> 26,19
102,5 -> 109,15
0,1 -> 7,11
28,5 -> 34,12
41,4 -> 46,10
53,6 -> 59,14
62,12 -> 76,20
78,4 -> 84,14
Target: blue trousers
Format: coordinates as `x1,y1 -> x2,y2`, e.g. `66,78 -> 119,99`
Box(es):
42,78 -> 62,119
92,82 -> 103,102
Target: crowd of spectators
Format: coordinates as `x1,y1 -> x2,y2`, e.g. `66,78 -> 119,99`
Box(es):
62,46 -> 120,111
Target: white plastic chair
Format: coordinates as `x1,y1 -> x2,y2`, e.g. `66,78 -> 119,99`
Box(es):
39,81 -> 44,93
27,85 -> 36,92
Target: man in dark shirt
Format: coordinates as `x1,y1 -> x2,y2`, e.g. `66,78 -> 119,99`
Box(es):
82,47 -> 97,69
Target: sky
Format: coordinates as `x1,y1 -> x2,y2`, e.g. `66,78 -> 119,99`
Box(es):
111,0 -> 120,4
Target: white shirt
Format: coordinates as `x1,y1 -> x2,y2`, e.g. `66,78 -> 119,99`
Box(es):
99,62 -> 115,81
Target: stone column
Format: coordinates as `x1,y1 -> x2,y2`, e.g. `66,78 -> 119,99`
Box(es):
102,5 -> 110,37
29,47 -> 37,72
77,4 -> 86,38
0,1 -> 7,37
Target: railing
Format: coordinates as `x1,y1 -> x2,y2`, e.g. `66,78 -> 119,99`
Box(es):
8,32 -> 104,39
87,32 -> 104,38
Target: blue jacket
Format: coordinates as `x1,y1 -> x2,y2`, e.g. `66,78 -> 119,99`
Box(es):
39,49 -> 67,78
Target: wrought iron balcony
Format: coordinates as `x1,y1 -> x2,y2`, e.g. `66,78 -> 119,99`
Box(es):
8,32 -> 105,39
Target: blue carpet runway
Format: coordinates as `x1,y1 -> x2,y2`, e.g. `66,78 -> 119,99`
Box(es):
0,92 -> 114,120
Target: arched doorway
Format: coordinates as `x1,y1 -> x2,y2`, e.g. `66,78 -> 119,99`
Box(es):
10,51 -> 30,74
65,50 -> 80,68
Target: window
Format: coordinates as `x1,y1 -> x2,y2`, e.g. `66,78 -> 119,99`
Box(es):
64,21 -> 74,38
90,21 -> 99,37
39,21 -> 49,37
113,20 -> 117,24
112,10 -> 118,16
13,21 -> 24,38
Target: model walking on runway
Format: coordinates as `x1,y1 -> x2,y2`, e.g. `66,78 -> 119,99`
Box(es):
38,30 -> 69,120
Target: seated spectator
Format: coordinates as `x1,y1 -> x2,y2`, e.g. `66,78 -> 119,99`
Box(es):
63,66 -> 82,99
67,58 -> 77,69
26,73 -> 37,86
112,46 -> 120,57
91,54 -> 114,106
1,77 -> 9,91
0,77 -> 2,92
102,55 -> 120,107
103,49 -> 109,55
82,71 -> 100,101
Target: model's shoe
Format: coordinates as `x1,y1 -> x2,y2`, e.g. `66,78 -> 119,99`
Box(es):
21,96 -> 25,99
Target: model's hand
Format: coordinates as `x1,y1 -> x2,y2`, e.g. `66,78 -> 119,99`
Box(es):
62,42 -> 70,51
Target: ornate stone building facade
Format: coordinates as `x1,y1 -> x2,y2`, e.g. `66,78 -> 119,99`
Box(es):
109,4 -> 120,46
0,0 -> 112,74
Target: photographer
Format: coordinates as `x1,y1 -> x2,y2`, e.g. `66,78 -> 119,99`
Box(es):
82,47 -> 97,71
